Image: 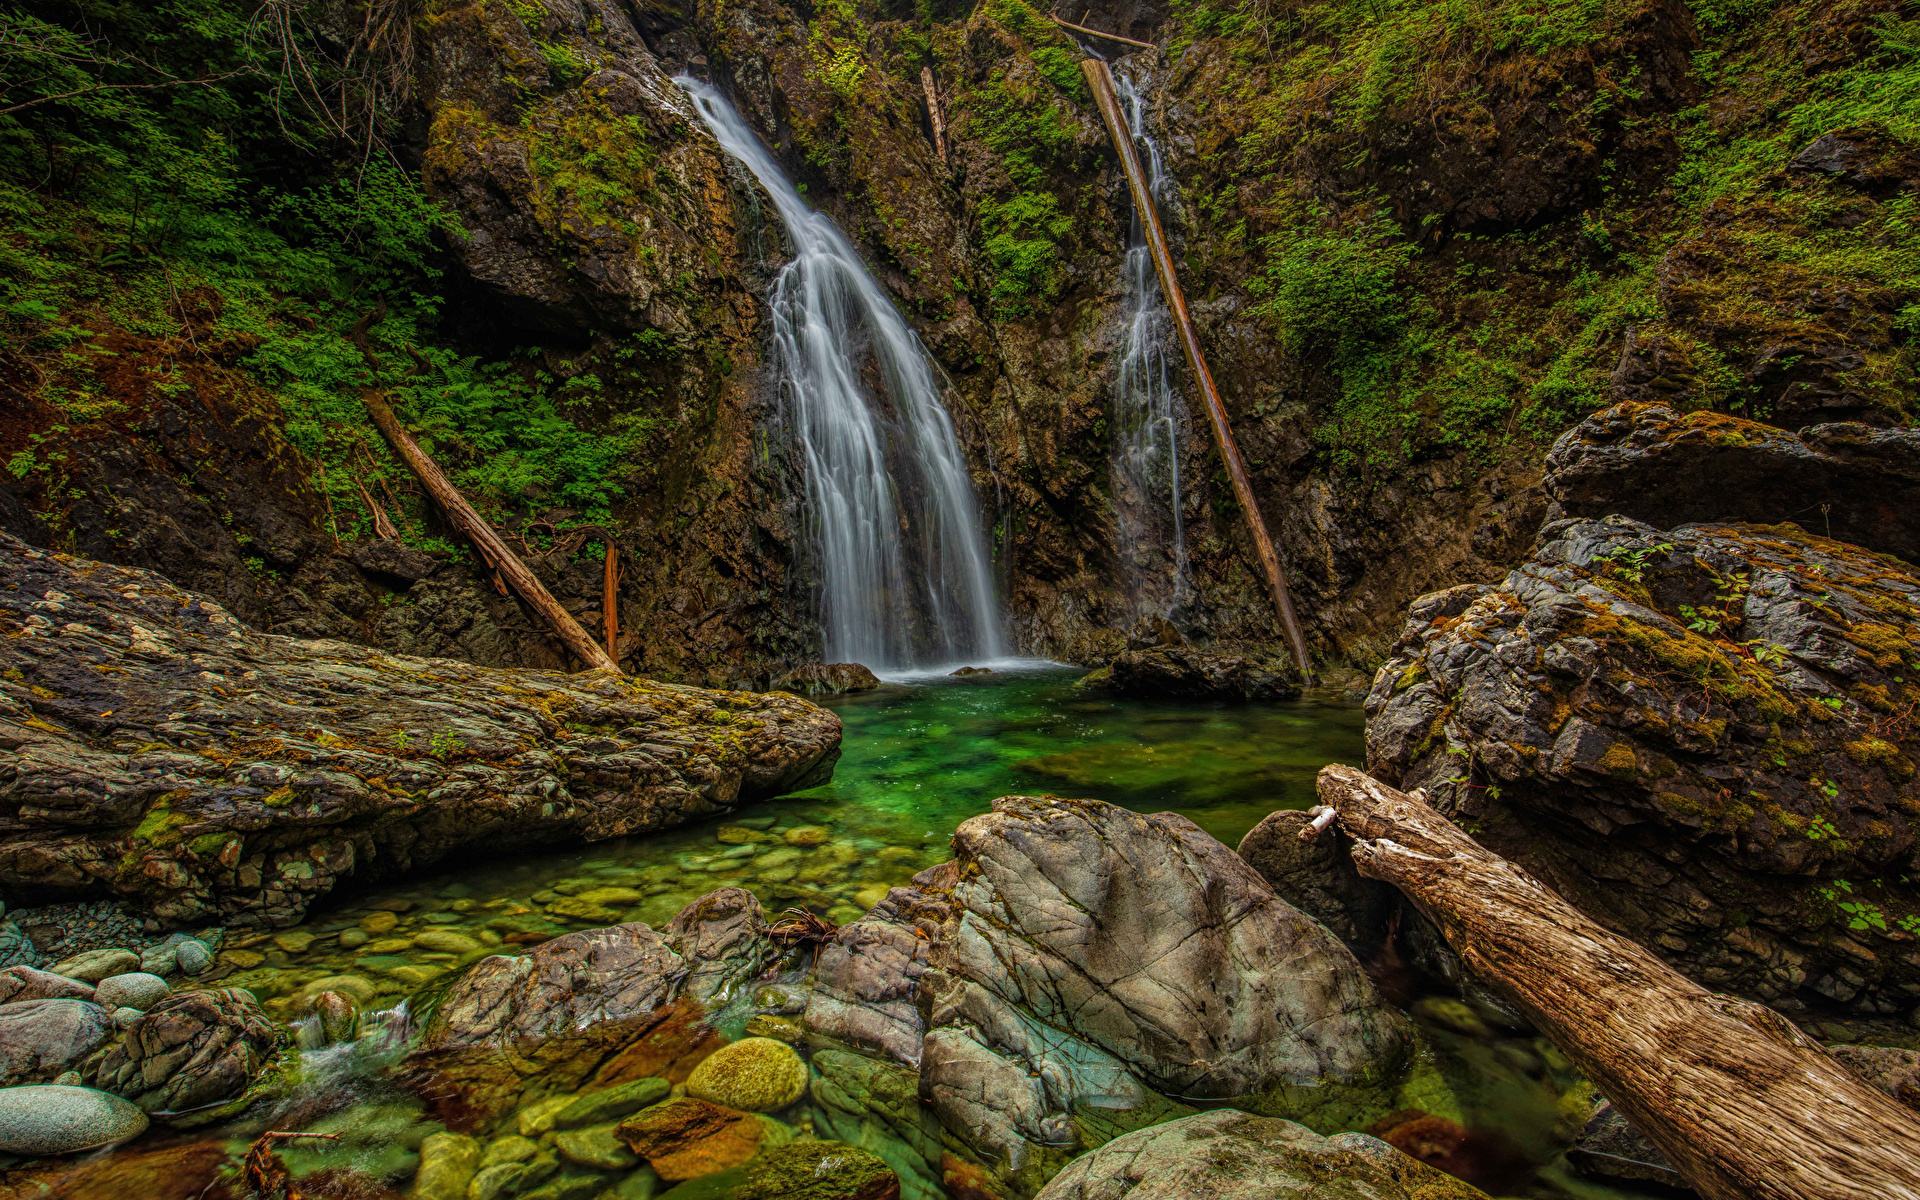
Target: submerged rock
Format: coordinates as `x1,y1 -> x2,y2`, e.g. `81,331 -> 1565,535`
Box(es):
0,534 -> 841,926
1564,1101 -> 1688,1191
1367,516 -> 1920,1012
615,1096 -> 783,1181
686,1036 -> 809,1112
1083,645 -> 1300,702
1546,401 -> 1920,562
0,1082 -> 149,1156
0,999 -> 115,1086
1033,1110 -> 1489,1200
82,987 -> 282,1113
770,662 -> 883,696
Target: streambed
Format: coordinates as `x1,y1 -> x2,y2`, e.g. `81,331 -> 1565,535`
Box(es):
13,669 -> 1656,1199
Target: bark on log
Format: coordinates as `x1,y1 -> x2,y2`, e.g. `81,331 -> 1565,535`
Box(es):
920,66 -> 947,163
1317,763 -> 1920,1200
361,391 -> 620,673
1051,15 -> 1155,48
354,477 -> 400,541
602,540 -> 621,661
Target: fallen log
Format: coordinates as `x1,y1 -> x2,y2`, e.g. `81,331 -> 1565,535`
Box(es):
360,391 -> 619,673
1316,763 -> 1920,1200
1051,15 -> 1155,49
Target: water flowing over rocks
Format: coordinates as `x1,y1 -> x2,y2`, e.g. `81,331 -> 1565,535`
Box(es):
1032,1110 -> 1489,1200
1364,515 -> 1920,1014
1546,402 -> 1920,563
0,535 -> 841,927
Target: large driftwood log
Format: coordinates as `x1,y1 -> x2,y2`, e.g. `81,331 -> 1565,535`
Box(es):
1318,763 -> 1920,1200
361,391 -> 619,673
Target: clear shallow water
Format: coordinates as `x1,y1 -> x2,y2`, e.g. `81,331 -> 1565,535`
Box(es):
4,673 -> 1663,1199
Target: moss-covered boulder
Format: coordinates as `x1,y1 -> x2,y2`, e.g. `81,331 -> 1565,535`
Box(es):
1367,515 -> 1920,1014
0,536 -> 840,926
686,1036 -> 809,1112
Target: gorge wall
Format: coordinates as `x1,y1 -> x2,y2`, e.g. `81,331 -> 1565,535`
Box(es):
0,0 -> 1912,685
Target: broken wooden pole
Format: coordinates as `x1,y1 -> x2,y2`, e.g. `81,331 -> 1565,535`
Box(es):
1317,763 -> 1920,1200
1052,15 -> 1155,49
1081,58 -> 1315,680
361,392 -> 620,674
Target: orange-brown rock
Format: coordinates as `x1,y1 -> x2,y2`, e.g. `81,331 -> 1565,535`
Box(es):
615,1097 -> 767,1181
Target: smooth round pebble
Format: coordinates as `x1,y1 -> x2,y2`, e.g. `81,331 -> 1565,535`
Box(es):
0,1084 -> 148,1155
94,972 -> 169,1012
685,1036 -> 809,1112
174,939 -> 213,976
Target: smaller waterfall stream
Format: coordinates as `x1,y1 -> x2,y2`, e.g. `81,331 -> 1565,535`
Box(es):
676,77 -> 1004,669
1110,73 -> 1188,617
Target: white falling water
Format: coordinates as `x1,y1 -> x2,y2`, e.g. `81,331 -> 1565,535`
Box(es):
1110,73 -> 1188,618
676,77 -> 1005,669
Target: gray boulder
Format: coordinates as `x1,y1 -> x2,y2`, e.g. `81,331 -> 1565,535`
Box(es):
0,999 -> 115,1086
173,939 -> 213,976
1082,645 -> 1300,702
0,966 -> 96,1005
1236,809 -> 1395,946
49,948 -> 138,984
82,987 -> 282,1112
94,972 -> 169,1012
1033,1110 -> 1488,1200
769,662 -> 882,695
0,1083 -> 149,1155
0,921 -> 36,969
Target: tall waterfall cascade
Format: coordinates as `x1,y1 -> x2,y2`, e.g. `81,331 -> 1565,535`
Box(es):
1110,73 -> 1189,617
676,77 -> 1005,670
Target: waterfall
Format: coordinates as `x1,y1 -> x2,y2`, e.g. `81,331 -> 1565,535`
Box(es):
676,77 -> 1005,669
1110,72 -> 1188,617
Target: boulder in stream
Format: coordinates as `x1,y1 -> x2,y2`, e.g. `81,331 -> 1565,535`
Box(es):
0,999 -> 115,1086
0,533 -> 841,927
81,987 -> 283,1113
0,1082 -> 149,1156
1080,645 -> 1300,702
769,662 -> 883,695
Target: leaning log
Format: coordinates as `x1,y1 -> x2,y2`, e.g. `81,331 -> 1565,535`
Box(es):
361,392 -> 619,673
1081,58 -> 1315,681
1316,763 -> 1920,1200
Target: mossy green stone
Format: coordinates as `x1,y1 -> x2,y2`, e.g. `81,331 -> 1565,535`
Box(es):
685,1037 -> 809,1112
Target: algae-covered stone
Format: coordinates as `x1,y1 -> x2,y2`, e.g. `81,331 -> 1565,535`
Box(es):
555,1076 -> 671,1129
482,1133 -> 539,1167
1033,1110 -> 1489,1200
518,1094 -> 576,1137
555,1119 -> 639,1169
686,1037 -> 809,1112
717,826 -> 771,844
466,1162 -> 526,1200
412,930 -> 483,955
0,1083 -> 148,1155
49,949 -> 138,984
520,1175 -> 610,1200
783,826 -> 831,847
744,1014 -> 803,1043
360,911 -> 400,935
413,1130 -> 482,1200
736,1141 -> 899,1200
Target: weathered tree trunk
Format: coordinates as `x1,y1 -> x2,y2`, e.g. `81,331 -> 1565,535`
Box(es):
361,391 -> 619,673
1317,763 -> 1920,1200
920,66 -> 946,163
602,540 -> 620,662
1051,15 -> 1155,48
353,477 -> 400,541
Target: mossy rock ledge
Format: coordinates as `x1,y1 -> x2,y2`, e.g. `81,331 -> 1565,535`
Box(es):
1366,511 -> 1920,1015
0,534 -> 841,927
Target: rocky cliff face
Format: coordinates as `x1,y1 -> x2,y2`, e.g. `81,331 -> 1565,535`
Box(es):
1,0 -> 1910,682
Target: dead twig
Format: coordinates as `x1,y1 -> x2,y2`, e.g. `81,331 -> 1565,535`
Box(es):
767,907 -> 840,946
242,1130 -> 340,1200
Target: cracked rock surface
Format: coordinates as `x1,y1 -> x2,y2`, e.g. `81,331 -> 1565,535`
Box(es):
1366,516 -> 1920,1014
0,535 -> 840,927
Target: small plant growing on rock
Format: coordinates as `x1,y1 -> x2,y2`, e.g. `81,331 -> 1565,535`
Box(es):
430,729 -> 466,760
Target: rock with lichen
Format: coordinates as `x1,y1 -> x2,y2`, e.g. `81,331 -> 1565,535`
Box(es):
0,534 -> 840,927
1546,401 -> 1920,562
1032,1110 -> 1489,1200
1366,515 -> 1920,1014
80,987 -> 283,1113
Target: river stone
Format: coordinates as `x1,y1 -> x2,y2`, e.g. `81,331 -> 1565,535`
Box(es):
554,1076 -> 671,1128
138,943 -> 177,977
783,826 -> 831,847
555,1119 -> 639,1169
412,929 -> 482,954
614,1097 -> 775,1181
414,1130 -> 482,1200
0,1000 -> 115,1086
0,1083 -> 149,1155
81,988 -> 282,1112
943,796 -> 1410,1098
94,972 -> 169,1012
769,663 -> 881,696
49,948 -> 139,984
522,1176 -> 613,1200
483,1133 -> 539,1166
1089,645 -> 1301,702
467,1162 -> 527,1200
0,965 -> 96,1005
173,940 -> 213,976
687,1037 -> 809,1112
1034,1110 -> 1489,1200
